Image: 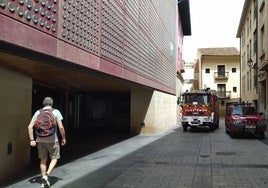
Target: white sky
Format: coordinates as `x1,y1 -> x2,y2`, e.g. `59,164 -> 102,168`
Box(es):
182,0 -> 245,62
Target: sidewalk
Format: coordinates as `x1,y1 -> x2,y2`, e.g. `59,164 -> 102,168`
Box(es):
4,119 -> 268,188
3,127 -> 173,188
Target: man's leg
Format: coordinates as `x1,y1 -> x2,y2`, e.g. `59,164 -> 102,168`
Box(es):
47,142 -> 60,175
40,158 -> 50,187
40,159 -> 47,177
47,159 -> 58,175
38,143 -> 51,187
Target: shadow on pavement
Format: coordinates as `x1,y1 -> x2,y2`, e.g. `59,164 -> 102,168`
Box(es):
1,128 -> 132,187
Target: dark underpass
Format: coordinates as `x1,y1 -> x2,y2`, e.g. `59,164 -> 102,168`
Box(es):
4,83 -> 133,184
5,130 -> 132,185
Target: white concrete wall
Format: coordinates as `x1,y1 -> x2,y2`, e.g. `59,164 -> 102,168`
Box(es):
130,89 -> 178,135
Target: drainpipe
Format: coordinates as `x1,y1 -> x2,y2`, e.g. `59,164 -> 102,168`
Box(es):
256,0 -> 259,112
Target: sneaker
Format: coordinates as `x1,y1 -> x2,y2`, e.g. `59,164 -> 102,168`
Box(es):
41,175 -> 50,188
41,183 -> 44,188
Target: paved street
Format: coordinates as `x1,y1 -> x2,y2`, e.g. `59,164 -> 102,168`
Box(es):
3,118 -> 268,188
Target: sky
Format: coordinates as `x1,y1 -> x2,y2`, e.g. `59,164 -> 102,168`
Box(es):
182,0 -> 245,62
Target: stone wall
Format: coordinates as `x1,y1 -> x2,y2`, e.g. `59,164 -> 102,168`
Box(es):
130,89 -> 178,135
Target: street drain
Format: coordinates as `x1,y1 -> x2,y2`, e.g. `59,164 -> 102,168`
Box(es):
200,154 -> 210,158
215,151 -> 236,155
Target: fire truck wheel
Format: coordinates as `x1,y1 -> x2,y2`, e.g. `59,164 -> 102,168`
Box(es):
210,124 -> 216,131
230,131 -> 236,138
215,122 -> 219,129
259,133 -> 265,139
183,125 -> 187,132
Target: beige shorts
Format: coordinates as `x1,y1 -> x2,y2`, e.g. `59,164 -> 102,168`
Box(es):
37,142 -> 60,160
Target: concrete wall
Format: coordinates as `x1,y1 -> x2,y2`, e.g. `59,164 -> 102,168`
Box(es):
0,68 -> 32,183
130,89 -> 178,135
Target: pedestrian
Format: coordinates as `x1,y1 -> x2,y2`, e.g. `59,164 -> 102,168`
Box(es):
28,97 -> 66,188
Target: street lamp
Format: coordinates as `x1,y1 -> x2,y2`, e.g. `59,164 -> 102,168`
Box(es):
247,58 -> 254,69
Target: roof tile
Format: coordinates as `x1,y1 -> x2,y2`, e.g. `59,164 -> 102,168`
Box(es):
198,47 -> 240,56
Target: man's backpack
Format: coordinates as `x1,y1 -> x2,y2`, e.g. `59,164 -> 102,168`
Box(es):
35,108 -> 57,137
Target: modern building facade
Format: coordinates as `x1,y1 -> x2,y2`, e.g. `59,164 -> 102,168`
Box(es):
195,47 -> 241,116
0,0 -> 191,183
236,0 -> 268,117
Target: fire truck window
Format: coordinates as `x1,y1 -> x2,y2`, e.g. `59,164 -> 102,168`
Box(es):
243,107 -> 257,115
185,94 -> 208,105
232,107 -> 243,115
226,108 -> 231,115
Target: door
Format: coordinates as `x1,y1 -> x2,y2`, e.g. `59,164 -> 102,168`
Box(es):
217,84 -> 226,98
68,95 -> 81,131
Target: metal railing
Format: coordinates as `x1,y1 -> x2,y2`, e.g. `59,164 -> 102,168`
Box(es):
214,72 -> 229,79
217,91 -> 231,98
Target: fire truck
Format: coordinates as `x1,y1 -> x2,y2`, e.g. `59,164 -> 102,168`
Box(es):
180,89 -> 219,131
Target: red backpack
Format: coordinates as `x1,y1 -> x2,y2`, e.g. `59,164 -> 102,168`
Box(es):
35,108 -> 57,137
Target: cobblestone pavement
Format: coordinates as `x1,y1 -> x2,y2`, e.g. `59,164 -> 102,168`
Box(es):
4,118 -> 268,188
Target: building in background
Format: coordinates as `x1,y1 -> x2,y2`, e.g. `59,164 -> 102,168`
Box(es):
195,47 -> 240,116
182,61 -> 194,92
236,0 -> 267,118
0,0 -> 191,183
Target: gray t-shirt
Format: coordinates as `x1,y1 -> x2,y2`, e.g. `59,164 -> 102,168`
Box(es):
31,107 -> 63,143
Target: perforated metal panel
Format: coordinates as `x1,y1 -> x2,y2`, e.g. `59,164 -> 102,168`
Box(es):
60,0 -> 100,54
0,0 -> 58,35
0,0 -> 178,92
100,0 -> 124,64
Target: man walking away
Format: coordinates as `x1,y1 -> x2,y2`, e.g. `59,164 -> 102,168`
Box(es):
28,97 -> 66,188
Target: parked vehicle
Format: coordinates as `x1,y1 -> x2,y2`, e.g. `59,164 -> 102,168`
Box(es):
225,102 -> 267,139
180,89 -> 219,131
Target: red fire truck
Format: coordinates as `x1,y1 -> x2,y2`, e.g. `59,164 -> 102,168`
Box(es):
180,89 -> 219,131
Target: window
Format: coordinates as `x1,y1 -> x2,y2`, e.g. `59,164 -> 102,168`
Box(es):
247,44 -> 249,60
247,17 -> 249,36
232,68 -> 236,73
242,76 -> 245,93
233,87 -> 237,93
205,68 -> 210,73
247,71 -> 249,91
260,0 -> 265,12
184,94 -> 208,105
232,107 -> 243,115
261,25 -> 264,54
243,107 -> 257,115
249,10 -> 252,31
254,0 -> 257,20
250,69 -> 252,90
249,40 -> 252,58
254,68 -> 257,88
254,30 -> 257,54
217,65 -> 225,77
217,84 -> 226,98
242,53 -> 245,71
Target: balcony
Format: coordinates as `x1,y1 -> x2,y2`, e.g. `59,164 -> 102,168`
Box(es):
214,72 -> 229,80
217,91 -> 231,99
259,49 -> 268,71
